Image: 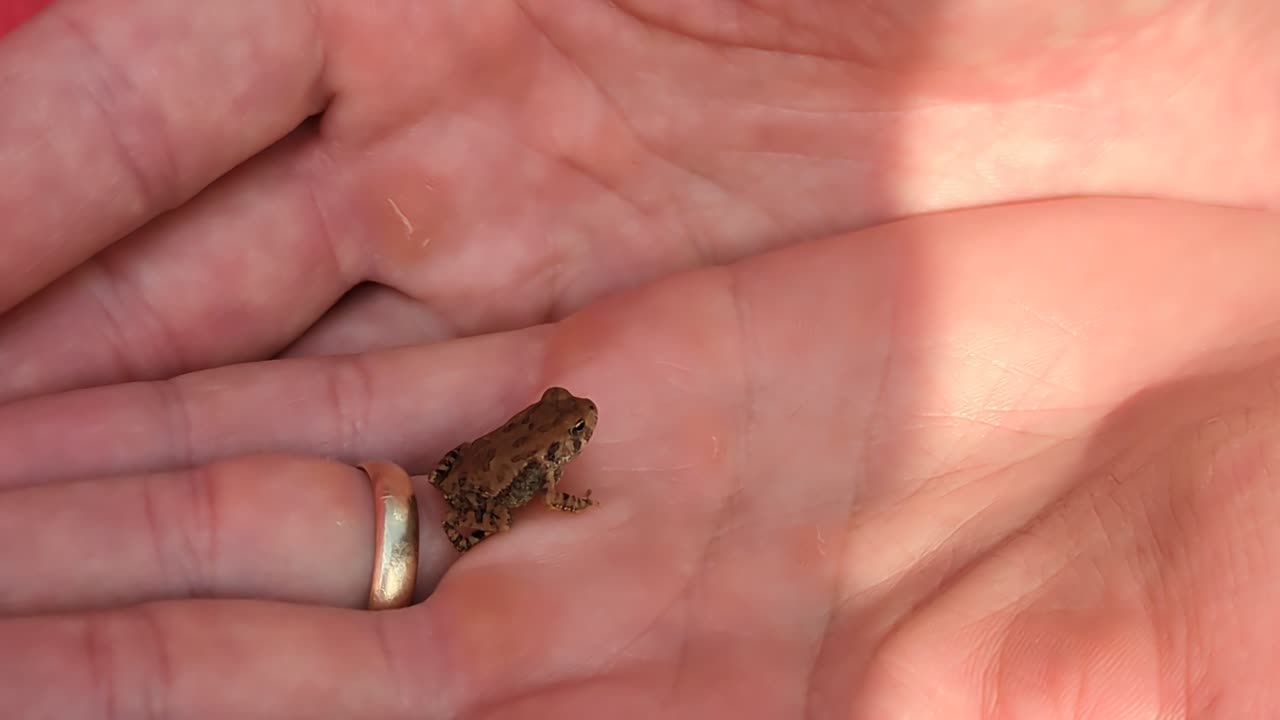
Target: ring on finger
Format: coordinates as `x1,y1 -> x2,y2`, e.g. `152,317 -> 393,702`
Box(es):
357,460 -> 419,610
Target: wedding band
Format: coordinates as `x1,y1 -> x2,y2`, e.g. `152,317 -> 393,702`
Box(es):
358,461 -> 419,610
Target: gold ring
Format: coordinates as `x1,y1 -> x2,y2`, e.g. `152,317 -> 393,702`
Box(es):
358,461 -> 419,610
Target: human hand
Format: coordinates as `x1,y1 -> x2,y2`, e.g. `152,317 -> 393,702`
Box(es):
3,199 -> 1280,717
3,1 -> 1280,718
1,0 -> 1275,403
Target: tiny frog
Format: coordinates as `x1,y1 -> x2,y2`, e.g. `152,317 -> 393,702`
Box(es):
429,386 -> 599,552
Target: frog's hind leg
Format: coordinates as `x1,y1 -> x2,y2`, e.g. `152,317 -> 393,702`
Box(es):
544,469 -> 596,512
461,505 -> 512,533
443,505 -> 513,552
443,512 -> 485,553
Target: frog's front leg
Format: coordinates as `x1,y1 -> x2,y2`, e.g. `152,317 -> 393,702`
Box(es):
546,489 -> 595,512
544,467 -> 596,512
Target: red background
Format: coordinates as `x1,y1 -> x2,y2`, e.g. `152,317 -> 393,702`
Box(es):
0,0 -> 52,37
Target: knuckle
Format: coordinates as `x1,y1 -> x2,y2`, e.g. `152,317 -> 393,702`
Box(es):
139,465 -> 219,596
79,608 -> 175,720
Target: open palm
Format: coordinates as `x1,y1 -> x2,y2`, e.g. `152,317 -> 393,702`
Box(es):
2,1 -> 1279,718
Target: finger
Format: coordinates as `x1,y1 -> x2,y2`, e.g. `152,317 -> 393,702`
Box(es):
1,199 -> 1278,494
0,600 -> 457,719
0,126 -> 362,404
0,455 -> 455,616
0,327 -> 554,489
0,0 -> 327,313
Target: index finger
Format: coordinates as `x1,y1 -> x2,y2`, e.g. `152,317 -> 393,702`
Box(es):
0,0 -> 328,313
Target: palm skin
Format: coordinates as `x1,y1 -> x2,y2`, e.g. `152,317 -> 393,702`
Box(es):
1,1 -> 1279,718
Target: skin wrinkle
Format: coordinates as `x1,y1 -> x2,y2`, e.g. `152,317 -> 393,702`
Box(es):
1148,539 -> 1190,716
296,132 -> 369,288
1157,421 -> 1264,711
369,612 -> 414,716
138,473 -> 172,602
800,277 -> 884,719
959,352 -> 1081,396
935,383 -> 1084,476
591,560 -> 692,673
1132,510 -> 1188,716
166,466 -> 211,594
277,286 -> 459,359
373,113 -> 578,324
154,376 -> 197,474
137,607 -> 176,720
1173,435 -> 1215,714
656,463 -> 737,706
799,512 -> 854,719
80,613 -> 119,720
85,607 -> 177,720
542,252 -> 565,329
652,267 -> 755,708
925,412 -> 1077,443
434,574 -> 681,716
517,8 -> 716,272
396,291 -> 459,347
509,3 -> 653,223
606,0 -> 874,64
299,0 -> 334,117
727,248 -> 875,712
865,471 -> 1067,689
75,261 -> 151,387
448,111 -> 654,327
178,462 -> 220,599
1198,430 -> 1280,707
963,391 -> 1280,715
662,584 -> 696,709
92,249 -> 191,380
857,511 -> 983,620
45,4 -> 174,217
521,2 -> 788,268
317,352 -> 379,461
726,262 -> 824,716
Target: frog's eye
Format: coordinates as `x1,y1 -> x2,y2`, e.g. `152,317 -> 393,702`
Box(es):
570,419 -> 588,436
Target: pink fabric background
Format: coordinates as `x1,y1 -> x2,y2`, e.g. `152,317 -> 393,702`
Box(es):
0,0 -> 52,37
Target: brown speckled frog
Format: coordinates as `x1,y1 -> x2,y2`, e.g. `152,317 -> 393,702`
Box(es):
428,387 -> 599,552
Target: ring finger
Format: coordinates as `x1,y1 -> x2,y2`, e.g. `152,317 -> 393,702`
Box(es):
0,454 -> 456,616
